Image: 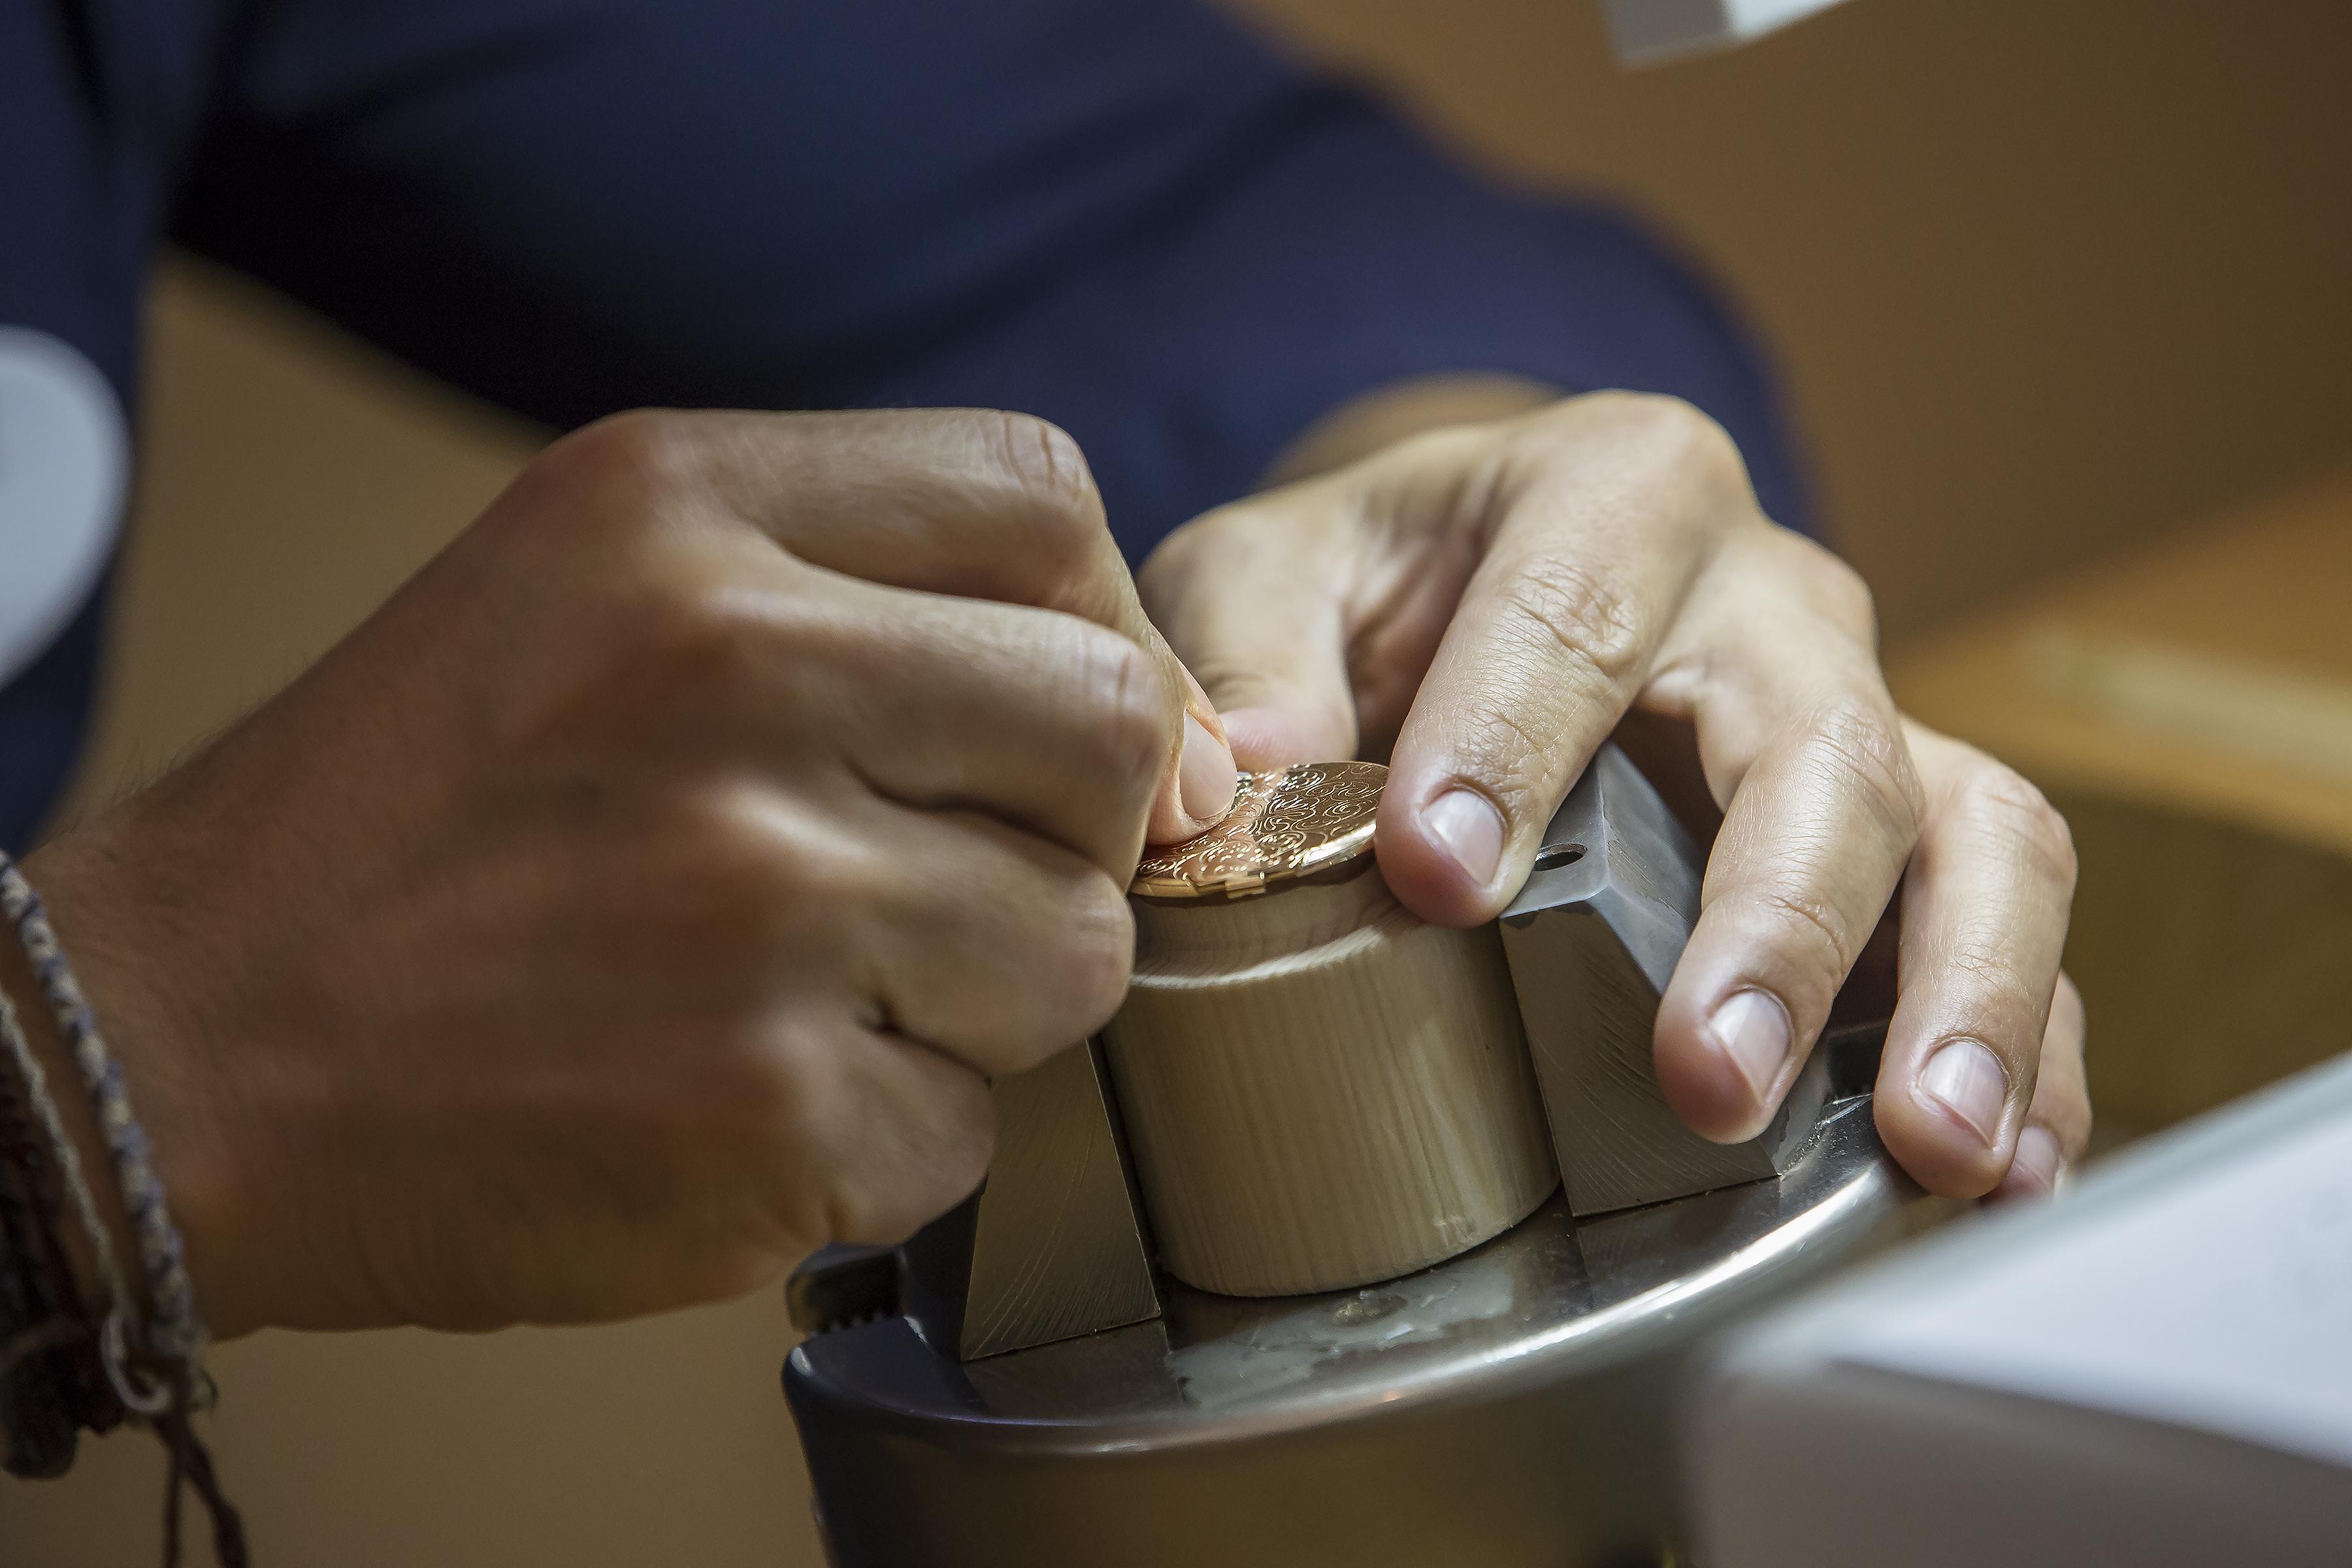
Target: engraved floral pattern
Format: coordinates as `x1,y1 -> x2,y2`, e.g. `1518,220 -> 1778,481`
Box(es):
1132,761 -> 1384,896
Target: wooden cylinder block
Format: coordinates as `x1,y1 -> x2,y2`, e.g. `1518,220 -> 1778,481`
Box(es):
1102,860 -> 1558,1298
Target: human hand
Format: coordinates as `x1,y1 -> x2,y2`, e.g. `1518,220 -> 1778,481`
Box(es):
21,408 -> 1236,1336
1139,392 -> 2087,1201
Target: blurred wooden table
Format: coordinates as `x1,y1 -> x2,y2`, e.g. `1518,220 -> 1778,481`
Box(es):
1889,468 -> 2352,1136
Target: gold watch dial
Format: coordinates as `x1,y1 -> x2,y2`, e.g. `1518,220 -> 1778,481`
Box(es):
1130,760 -> 1386,900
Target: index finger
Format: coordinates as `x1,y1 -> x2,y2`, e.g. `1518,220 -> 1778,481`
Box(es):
685,408 -> 1139,619
1378,397 -> 1739,925
559,408 -> 1235,839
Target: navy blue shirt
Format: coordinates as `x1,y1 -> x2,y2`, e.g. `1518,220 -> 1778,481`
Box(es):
1,0 -> 1808,851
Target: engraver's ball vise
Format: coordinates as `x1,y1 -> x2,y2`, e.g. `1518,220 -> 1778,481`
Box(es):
782,745 -> 1935,1567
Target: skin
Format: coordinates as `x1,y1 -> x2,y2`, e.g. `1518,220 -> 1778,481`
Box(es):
8,384 -> 2085,1343
12,408 -> 1237,1336
1142,380 -> 2091,1203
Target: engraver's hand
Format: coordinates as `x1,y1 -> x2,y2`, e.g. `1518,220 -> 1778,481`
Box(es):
1141,392 -> 2087,1200
21,408 -> 1235,1335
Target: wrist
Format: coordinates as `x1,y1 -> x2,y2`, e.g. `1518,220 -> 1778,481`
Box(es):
8,832 -> 254,1341
0,913 -> 129,1335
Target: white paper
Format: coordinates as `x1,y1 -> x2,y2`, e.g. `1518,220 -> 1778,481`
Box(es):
1843,1110 -> 2352,1467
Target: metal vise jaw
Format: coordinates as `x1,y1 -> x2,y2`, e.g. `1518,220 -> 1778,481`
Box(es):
787,1039 -> 1161,1361
1499,744 -> 1830,1217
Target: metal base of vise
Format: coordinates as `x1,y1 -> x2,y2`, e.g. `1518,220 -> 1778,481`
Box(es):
786,1060 -> 1941,1568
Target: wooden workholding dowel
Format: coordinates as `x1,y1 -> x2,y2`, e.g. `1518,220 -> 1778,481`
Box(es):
1102,862 -> 1558,1298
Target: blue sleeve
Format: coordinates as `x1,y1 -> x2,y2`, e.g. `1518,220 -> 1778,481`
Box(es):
178,0 -> 1812,562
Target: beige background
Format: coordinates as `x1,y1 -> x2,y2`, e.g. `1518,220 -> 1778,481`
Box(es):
8,0 -> 2352,1562
1241,0 -> 2352,627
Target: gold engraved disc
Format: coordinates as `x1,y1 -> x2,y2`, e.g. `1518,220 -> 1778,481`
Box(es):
1130,760 -> 1386,900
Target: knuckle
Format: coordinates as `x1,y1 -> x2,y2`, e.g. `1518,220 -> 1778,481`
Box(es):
748,811 -> 879,928
673,786 -> 873,955
908,1099 -> 999,1234
627,1015 -> 831,1237
1064,625 -> 1174,783
563,580 -> 809,747
985,410 -> 1105,572
1940,936 -> 2021,993
1955,762 -> 2079,892
1492,555 -> 1646,694
1585,391 -> 1748,496
723,1019 -> 836,1156
1799,699 -> 1925,843
728,1024 -> 996,1250
924,1103 -> 999,1219
482,409 -> 710,560
2040,1068 -> 2095,1153
630,584 -> 777,697
1788,536 -> 1880,644
1043,878 -> 1137,1047
1746,883 -> 1855,981
827,1071 -> 997,1247
553,408 -> 704,504
1135,509 -> 1224,612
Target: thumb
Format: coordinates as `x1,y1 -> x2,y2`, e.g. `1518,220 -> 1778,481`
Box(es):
1051,517 -> 1237,845
1142,629 -> 1241,845
1138,492 -> 1362,775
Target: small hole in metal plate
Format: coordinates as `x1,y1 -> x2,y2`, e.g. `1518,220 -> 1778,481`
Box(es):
1533,842 -> 1586,872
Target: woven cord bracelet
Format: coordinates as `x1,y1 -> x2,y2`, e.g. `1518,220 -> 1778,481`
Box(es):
0,979 -> 132,1476
0,858 -> 203,1372
0,1002 -> 122,1478
0,853 -> 246,1567
0,982 -> 150,1413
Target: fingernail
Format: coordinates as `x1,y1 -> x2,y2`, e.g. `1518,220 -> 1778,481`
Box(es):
1179,712 -> 1237,826
1918,1039 -> 2008,1148
1707,988 -> 1793,1105
1422,788 -> 1504,887
2006,1125 -> 2065,1195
